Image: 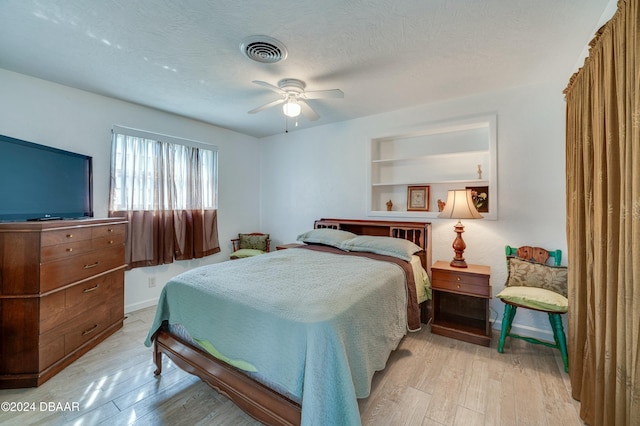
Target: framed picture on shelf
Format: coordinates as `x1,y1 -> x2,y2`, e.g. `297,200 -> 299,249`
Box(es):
466,185 -> 489,213
407,185 -> 430,211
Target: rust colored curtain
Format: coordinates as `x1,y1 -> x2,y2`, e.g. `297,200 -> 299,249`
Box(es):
174,209 -> 220,260
564,1 -> 639,425
109,210 -> 220,269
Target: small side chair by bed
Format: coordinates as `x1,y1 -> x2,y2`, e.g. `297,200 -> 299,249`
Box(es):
230,233 -> 270,260
496,245 -> 569,373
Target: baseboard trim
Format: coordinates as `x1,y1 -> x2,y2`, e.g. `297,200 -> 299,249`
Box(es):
492,319 -> 556,343
125,298 -> 158,314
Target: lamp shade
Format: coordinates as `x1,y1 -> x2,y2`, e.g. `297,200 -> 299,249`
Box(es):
438,189 -> 483,220
283,99 -> 301,118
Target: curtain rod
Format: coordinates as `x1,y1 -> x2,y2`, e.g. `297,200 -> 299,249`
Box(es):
112,125 -> 218,151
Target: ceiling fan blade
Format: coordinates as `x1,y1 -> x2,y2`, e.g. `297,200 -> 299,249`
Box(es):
248,98 -> 285,114
252,80 -> 286,95
299,99 -> 320,121
302,89 -> 344,99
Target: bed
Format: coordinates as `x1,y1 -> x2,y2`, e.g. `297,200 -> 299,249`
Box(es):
145,218 -> 432,425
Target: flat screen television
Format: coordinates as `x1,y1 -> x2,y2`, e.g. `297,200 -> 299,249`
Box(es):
0,134 -> 93,222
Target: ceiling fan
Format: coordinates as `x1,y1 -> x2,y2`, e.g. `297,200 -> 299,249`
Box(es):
248,78 -> 343,121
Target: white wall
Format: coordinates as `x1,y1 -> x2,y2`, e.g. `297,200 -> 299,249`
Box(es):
0,67 -> 571,339
259,79 -> 568,340
0,69 -> 261,313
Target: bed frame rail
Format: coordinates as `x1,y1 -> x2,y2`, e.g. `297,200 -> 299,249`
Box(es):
154,328 -> 301,426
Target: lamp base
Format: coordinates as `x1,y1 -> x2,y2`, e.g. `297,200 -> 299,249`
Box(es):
450,220 -> 469,268
450,258 -> 468,268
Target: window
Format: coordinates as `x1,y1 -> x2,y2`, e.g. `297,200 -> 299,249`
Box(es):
110,128 -> 217,211
109,126 -> 220,268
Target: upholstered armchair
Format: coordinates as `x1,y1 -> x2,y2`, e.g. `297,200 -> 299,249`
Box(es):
230,233 -> 270,260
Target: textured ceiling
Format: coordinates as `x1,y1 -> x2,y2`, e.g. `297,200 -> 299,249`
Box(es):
0,0 -> 610,138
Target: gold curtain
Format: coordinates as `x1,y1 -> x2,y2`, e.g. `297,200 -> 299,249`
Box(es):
564,1 -> 639,425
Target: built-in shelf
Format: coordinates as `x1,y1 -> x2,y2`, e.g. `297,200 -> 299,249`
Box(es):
373,179 -> 490,187
368,114 -> 497,220
372,149 -> 491,164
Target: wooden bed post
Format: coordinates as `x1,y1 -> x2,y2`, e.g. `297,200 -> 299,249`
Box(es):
153,332 -> 163,376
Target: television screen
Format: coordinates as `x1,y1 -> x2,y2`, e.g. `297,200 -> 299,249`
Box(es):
0,134 -> 93,222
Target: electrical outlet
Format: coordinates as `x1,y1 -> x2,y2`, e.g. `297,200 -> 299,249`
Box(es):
148,277 -> 156,288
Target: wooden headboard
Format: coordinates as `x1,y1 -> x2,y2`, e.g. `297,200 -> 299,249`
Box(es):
314,218 -> 432,279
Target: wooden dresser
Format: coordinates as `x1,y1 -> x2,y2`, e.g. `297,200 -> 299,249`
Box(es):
0,218 -> 127,388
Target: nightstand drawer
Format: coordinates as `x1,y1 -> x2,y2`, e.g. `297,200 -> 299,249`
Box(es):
276,243 -> 306,250
431,275 -> 491,297
432,268 -> 489,286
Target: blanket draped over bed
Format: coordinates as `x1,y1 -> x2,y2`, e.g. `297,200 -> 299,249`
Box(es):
145,246 -> 418,425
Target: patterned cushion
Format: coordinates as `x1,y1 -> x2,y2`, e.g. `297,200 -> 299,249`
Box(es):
239,233 -> 269,251
505,257 -> 568,297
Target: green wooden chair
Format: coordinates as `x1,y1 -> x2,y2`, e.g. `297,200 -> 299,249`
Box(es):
497,245 -> 569,372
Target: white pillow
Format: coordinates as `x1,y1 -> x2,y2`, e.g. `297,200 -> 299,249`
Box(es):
339,235 -> 423,261
296,228 -> 357,248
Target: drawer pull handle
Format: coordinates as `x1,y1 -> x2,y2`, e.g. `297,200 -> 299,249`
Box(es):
67,234 -> 73,238
108,240 -> 114,245
83,261 -> 100,269
107,228 -> 114,233
83,284 -> 100,293
66,248 -> 73,252
456,277 -> 461,281
81,324 -> 99,336
457,284 -> 461,289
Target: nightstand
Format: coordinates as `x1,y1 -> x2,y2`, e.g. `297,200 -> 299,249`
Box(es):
276,243 -> 306,250
430,260 -> 491,346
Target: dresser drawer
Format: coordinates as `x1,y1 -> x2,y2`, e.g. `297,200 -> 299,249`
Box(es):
92,234 -> 125,251
41,227 -> 93,247
38,303 -> 114,371
39,270 -> 123,334
63,304 -> 114,354
41,239 -> 93,263
65,269 -> 124,311
91,224 -> 126,240
40,245 -> 125,293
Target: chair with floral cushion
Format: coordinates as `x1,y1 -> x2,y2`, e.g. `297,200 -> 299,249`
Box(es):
230,233 -> 270,260
496,245 -> 568,372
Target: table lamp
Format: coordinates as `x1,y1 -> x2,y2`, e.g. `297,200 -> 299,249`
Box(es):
438,189 -> 483,268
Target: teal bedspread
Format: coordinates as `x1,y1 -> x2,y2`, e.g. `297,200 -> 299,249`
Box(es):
145,247 -> 413,425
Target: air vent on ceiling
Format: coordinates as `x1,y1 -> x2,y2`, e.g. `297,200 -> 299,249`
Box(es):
240,35 -> 288,64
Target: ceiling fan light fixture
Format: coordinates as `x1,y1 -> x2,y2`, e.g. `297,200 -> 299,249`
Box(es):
283,99 -> 301,118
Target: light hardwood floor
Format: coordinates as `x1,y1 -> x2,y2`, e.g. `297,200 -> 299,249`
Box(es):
0,306 -> 583,425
